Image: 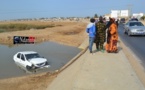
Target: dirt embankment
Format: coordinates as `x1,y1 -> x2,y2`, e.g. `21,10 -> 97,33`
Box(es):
0,21 -> 88,47
0,21 -> 88,90
141,20 -> 145,25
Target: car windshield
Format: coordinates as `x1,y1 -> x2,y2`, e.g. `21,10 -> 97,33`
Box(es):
131,19 -> 138,21
129,22 -> 144,26
25,53 -> 41,60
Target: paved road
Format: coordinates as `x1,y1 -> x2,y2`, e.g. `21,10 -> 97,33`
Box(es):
118,23 -> 145,69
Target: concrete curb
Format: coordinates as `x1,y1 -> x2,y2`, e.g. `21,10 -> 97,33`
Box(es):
118,37 -> 145,87
56,38 -> 88,74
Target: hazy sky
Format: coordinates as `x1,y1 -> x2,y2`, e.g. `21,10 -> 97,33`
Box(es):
0,0 -> 144,20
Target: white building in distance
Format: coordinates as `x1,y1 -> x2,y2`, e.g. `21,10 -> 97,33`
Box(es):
111,10 -> 120,18
120,10 -> 129,17
111,10 -> 129,18
132,13 -> 144,19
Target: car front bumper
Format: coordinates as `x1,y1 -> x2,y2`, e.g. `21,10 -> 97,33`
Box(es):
35,65 -> 50,69
130,31 -> 145,35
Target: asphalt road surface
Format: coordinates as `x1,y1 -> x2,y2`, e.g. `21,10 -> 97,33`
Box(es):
118,23 -> 145,69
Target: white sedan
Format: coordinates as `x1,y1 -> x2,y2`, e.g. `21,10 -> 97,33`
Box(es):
13,51 -> 50,70
124,21 -> 145,36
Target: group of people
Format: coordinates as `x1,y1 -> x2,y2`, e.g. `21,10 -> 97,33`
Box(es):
86,16 -> 118,54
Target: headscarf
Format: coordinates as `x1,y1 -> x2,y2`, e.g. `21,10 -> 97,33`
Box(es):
110,18 -> 115,23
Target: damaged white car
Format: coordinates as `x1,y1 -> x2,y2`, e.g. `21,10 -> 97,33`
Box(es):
13,51 -> 50,70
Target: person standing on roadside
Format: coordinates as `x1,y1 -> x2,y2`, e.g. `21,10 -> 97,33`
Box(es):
103,17 -> 107,24
86,18 -> 96,54
105,18 -> 118,53
106,17 -> 112,29
115,18 -> 119,28
94,16 -> 106,53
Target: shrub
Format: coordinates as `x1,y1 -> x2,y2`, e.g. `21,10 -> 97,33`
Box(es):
0,23 -> 55,33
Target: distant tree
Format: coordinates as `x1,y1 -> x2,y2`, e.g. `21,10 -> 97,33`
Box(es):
85,16 -> 90,19
40,17 -> 45,20
94,14 -> 98,18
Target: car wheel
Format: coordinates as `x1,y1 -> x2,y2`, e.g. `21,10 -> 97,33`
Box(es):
45,61 -> 49,65
31,64 -> 35,69
26,65 -> 32,70
124,30 -> 126,34
128,31 -> 131,36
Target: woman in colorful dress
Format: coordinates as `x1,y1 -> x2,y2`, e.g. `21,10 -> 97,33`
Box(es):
105,18 -> 118,53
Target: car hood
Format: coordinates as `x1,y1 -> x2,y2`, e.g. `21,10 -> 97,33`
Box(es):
129,26 -> 145,30
29,58 -> 47,64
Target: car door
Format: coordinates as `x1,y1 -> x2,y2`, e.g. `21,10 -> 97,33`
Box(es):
20,54 -> 27,67
16,53 -> 22,63
124,22 -> 129,33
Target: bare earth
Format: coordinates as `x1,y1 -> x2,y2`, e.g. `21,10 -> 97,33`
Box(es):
0,21 -> 88,90
142,20 -> 145,25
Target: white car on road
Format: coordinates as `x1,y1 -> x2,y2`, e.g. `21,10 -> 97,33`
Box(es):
124,21 -> 145,36
13,51 -> 50,70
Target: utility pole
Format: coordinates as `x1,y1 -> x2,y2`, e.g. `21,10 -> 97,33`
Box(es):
127,4 -> 133,19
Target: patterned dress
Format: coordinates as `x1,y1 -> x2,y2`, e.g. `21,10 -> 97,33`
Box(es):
105,23 -> 118,53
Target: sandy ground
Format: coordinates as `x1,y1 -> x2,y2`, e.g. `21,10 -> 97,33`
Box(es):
141,20 -> 145,25
0,21 -> 88,90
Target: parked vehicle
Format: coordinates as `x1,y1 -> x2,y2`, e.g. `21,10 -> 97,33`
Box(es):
124,21 -> 145,36
13,51 -> 50,71
129,18 -> 138,21
120,18 -> 126,23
